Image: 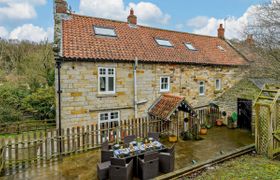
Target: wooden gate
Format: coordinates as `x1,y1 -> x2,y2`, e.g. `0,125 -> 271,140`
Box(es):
254,84 -> 280,159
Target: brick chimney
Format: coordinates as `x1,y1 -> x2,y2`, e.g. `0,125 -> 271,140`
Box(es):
245,34 -> 254,45
54,0 -> 68,14
217,24 -> 225,39
127,8 -> 137,25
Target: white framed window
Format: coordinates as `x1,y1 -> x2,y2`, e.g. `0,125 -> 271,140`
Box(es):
155,38 -> 173,47
217,45 -> 226,52
99,111 -> 120,141
160,76 -> 170,92
93,26 -> 117,37
98,67 -> 115,94
215,79 -> 221,90
199,81 -> 205,96
184,43 -> 197,51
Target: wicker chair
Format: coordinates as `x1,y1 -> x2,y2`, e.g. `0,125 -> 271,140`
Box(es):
97,161 -> 111,180
101,140 -> 109,151
109,158 -> 133,180
159,144 -> 175,173
101,150 -> 114,163
124,135 -> 136,145
147,132 -> 160,141
138,151 -> 159,180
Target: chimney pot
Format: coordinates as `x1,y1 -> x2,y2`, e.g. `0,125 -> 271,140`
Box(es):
55,0 -> 68,14
217,23 -> 225,39
127,8 -> 137,25
246,34 -> 254,45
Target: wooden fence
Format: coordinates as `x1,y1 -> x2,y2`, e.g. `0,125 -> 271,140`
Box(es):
0,140 -> 4,175
254,84 -> 280,159
0,119 -> 56,135
0,117 -> 164,175
194,105 -> 222,127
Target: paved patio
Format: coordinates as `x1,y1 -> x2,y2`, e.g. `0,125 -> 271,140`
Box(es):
2,126 -> 254,180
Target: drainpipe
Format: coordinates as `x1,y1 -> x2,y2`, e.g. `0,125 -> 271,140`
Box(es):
134,57 -> 138,118
56,60 -> 62,159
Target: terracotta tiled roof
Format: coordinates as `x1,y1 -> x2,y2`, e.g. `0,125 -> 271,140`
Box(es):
61,14 -> 248,66
148,94 -> 185,120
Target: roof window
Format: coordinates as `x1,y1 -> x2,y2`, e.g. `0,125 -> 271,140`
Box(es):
155,38 -> 173,47
184,43 -> 197,51
93,26 -> 117,37
217,45 -> 226,52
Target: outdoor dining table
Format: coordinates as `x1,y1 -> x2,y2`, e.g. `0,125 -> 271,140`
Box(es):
112,139 -> 166,177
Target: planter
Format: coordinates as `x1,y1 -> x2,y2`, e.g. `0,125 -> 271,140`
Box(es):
200,128 -> 207,135
216,119 -> 223,126
169,135 -> 177,143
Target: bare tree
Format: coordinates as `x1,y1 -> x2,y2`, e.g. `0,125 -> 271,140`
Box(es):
246,0 -> 280,62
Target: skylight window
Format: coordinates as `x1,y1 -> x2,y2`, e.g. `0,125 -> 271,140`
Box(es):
155,38 -> 173,47
94,26 -> 117,37
185,43 -> 197,51
217,45 -> 225,51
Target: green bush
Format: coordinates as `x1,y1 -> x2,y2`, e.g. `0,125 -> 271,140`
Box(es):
22,86 -> 55,120
0,84 -> 29,122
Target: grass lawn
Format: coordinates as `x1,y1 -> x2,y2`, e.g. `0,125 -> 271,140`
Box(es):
193,154 -> 280,180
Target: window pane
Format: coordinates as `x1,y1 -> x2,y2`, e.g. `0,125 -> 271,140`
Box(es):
155,38 -> 173,47
108,77 -> 114,91
110,112 -> 118,120
216,79 -> 220,89
100,77 -> 106,92
100,113 -> 108,121
94,26 -> 117,37
99,68 -> 106,75
108,68 -> 114,75
185,43 -> 197,51
200,86 -> 204,94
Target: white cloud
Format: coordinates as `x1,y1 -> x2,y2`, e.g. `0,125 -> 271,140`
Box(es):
0,2 -> 36,20
0,26 -> 8,38
9,24 -> 53,42
79,0 -> 171,25
187,16 -> 209,29
0,0 -> 46,20
189,5 -> 258,39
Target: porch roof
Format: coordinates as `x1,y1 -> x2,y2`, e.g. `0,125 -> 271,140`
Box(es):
148,94 -> 185,120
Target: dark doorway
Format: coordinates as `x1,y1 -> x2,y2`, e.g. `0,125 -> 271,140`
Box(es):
237,98 -> 252,131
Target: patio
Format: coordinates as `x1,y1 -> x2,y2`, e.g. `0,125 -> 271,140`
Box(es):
3,126 -> 254,180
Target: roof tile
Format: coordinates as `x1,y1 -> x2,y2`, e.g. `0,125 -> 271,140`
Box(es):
62,14 -> 248,66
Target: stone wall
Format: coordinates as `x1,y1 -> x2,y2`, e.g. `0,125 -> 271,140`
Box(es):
214,78 -> 260,135
56,61 -> 245,128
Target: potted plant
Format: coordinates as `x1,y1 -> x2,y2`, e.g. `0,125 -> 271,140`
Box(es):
200,124 -> 208,135
168,134 -> 177,142
216,118 -> 223,126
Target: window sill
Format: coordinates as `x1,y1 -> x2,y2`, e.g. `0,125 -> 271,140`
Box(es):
214,90 -> 222,94
96,93 -> 117,98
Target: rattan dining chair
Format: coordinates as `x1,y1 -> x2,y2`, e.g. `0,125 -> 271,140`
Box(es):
138,151 -> 159,180
109,158 -> 134,180
159,143 -> 175,173
147,132 -> 160,141
124,135 -> 136,145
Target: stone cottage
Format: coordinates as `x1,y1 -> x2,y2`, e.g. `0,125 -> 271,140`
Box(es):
53,0 -> 249,129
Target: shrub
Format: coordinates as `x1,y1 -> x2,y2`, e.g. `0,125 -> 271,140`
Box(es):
22,86 -> 55,120
0,84 -> 29,122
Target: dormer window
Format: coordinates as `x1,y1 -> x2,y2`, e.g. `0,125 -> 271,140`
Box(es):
217,45 -> 225,52
185,43 -> 197,51
155,38 -> 173,47
93,26 -> 117,37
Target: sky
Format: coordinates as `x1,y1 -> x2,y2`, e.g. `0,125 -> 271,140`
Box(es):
0,0 -> 267,42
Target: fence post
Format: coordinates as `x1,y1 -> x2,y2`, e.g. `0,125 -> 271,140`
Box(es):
0,138 -> 5,176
